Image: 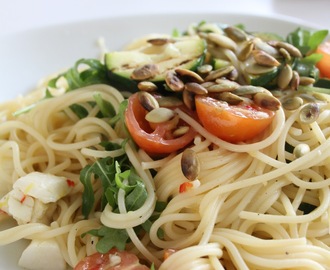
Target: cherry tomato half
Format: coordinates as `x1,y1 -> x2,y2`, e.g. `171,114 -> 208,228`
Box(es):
74,248 -> 149,270
195,96 -> 275,143
316,40 -> 330,78
125,93 -> 196,155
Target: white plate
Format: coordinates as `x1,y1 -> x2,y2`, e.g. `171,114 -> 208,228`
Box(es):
0,12 -> 323,269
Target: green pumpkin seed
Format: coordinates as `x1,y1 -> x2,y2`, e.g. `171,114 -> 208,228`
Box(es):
281,96 -> 304,110
299,76 -> 316,86
165,70 -> 185,92
215,91 -> 244,105
145,107 -> 175,123
184,82 -> 208,95
138,91 -> 159,112
232,85 -> 267,96
173,126 -> 190,137
237,40 -> 254,61
147,37 -> 174,46
181,148 -> 200,181
207,79 -> 240,93
137,81 -> 158,92
252,49 -> 281,67
204,65 -> 235,81
224,26 -> 248,42
197,64 -> 213,75
131,64 -> 159,80
245,63 -> 276,75
290,71 -> 300,90
182,89 -> 195,110
175,68 -> 204,83
268,40 -> 302,58
253,92 -> 281,111
157,96 -> 183,107
277,64 -> 293,89
279,48 -> 291,62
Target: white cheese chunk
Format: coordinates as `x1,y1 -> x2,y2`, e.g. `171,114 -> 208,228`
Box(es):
18,239 -> 66,270
13,172 -> 71,203
0,172 -> 72,224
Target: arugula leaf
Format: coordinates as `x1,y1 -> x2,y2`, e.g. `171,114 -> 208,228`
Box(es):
12,89 -> 54,116
286,28 -> 329,55
93,93 -> 116,118
48,58 -> 110,91
84,226 -> 129,253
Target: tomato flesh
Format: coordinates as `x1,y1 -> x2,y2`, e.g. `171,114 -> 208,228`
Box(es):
195,96 -> 275,143
74,248 -> 149,270
125,93 -> 196,155
316,41 -> 330,78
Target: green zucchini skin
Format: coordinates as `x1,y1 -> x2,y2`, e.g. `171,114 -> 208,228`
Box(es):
105,37 -> 206,92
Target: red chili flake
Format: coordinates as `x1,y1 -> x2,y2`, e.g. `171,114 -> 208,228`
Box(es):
66,179 -> 75,187
179,182 -> 193,193
20,195 -> 26,204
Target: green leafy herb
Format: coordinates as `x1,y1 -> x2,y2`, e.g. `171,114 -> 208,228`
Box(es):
48,58 -> 110,91
286,28 -> 328,55
84,226 -> 129,253
12,89 -> 54,116
93,93 -> 116,118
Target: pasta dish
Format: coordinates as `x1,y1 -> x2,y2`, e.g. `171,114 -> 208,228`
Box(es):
0,20 -> 330,270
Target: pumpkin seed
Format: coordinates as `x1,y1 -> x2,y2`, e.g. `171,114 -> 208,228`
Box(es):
165,70 -> 185,92
277,64 -> 293,89
201,81 -> 216,88
157,96 -> 183,107
253,92 -> 281,111
293,143 -> 310,159
182,89 -> 195,110
207,32 -> 237,51
131,64 -> 159,80
207,79 -> 240,92
299,76 -> 316,86
138,91 -> 159,112
252,49 -> 280,67
290,71 -> 300,90
204,65 -> 235,81
137,81 -> 158,92
145,107 -> 175,123
279,48 -> 291,62
268,41 -> 302,58
215,91 -> 244,105
147,37 -> 174,46
175,68 -> 204,83
253,37 -> 279,57
224,26 -> 248,42
237,40 -> 254,61
281,96 -> 304,110
197,64 -> 213,75
245,63 -> 276,75
173,126 -> 190,137
233,85 -> 267,96
181,148 -> 200,181
299,103 -> 320,124
226,68 -> 239,81
184,82 -> 208,95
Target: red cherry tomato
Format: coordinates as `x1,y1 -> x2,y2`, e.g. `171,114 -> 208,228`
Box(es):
195,96 -> 275,143
316,40 -> 330,78
74,248 -> 149,270
125,93 -> 196,155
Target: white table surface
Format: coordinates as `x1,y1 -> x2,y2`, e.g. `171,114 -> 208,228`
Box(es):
0,0 -> 330,37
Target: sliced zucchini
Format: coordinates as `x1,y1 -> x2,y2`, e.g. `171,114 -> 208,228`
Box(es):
245,67 -> 279,87
105,36 -> 206,92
